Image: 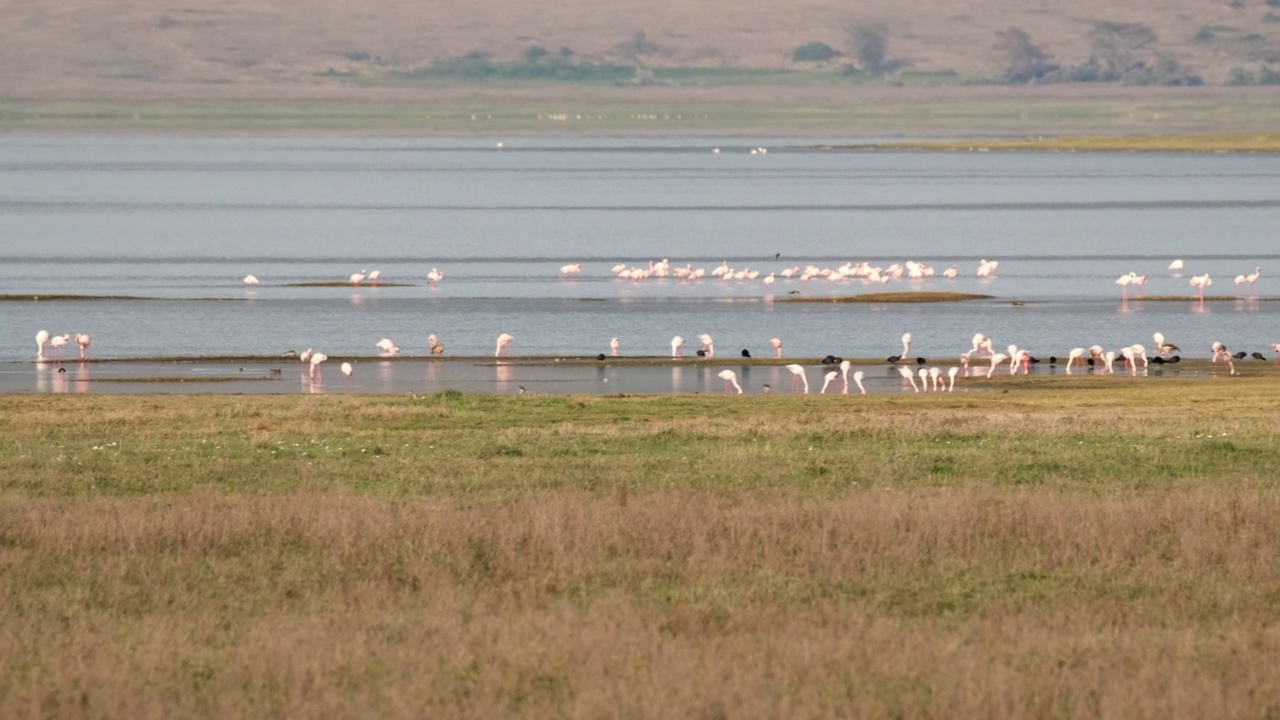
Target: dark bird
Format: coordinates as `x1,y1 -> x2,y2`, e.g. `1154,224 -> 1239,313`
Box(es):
1168,355 -> 1181,364
1087,358 -> 1096,367
596,353 -> 606,361
696,349 -> 706,357
1048,356 -> 1058,365
1233,351 -> 1247,360
1252,352 -> 1267,361
1151,356 -> 1167,365
821,355 -> 842,365
916,357 -> 927,365
741,349 -> 751,358
774,253 -> 781,260
1028,356 -> 1041,364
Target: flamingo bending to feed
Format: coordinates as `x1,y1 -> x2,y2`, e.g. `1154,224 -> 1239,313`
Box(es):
427,268 -> 444,286
849,370 -> 867,395
928,366 -> 942,391
1168,259 -> 1184,272
340,362 -> 353,378
786,364 -> 809,394
671,336 -> 684,357
987,353 -> 1009,379
300,348 -> 313,364
1103,351 -> 1117,374
947,367 -> 959,392
770,337 -> 783,358
428,334 -> 445,355
495,333 -> 514,357
48,334 -> 70,363
309,352 -> 328,379
1189,273 -> 1212,300
1212,342 -> 1237,375
697,333 -> 714,357
243,275 -> 259,285
821,370 -> 840,394
376,338 -> 400,356
560,263 -> 582,276
1129,344 -> 1149,368
349,270 -> 367,286
610,337 -> 620,356
888,333 -> 911,363
918,367 -> 931,391
898,365 -> 920,392
1066,347 -> 1085,374
75,333 -> 91,360
717,369 -> 743,395
35,330 -> 50,362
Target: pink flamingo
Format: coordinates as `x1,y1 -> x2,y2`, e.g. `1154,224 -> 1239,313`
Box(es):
427,268 -> 444,286
1103,351 -> 1117,374
349,270 -> 366,286
928,366 -> 942,391
1115,272 -> 1136,300
309,352 -> 328,379
610,337 -> 620,356
35,330 -> 50,362
671,336 -> 684,357
698,333 -> 714,357
1189,273 -> 1212,300
75,333 -> 91,360
987,353 -> 1009,379
367,270 -> 381,285
1066,347 -> 1084,374
786,364 -> 809,394
820,370 -> 839,394
243,275 -> 259,285
888,333 -> 911,363
49,334 -> 70,364
947,367 -> 959,392
1211,342 -> 1236,375
495,333 -> 514,357
560,263 -> 582,276
770,337 -> 783,358
376,338 -> 400,356
918,367 -> 931,391
942,265 -> 958,279
898,365 -> 919,392
850,370 -> 867,395
340,362 -> 353,380
1270,342 -> 1280,362
299,348 -> 313,365
717,369 -> 743,394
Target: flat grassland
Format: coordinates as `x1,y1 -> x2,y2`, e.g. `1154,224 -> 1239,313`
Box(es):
3,377 -> 1280,718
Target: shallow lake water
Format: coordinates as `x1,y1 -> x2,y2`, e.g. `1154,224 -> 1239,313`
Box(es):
2,136 -> 1277,392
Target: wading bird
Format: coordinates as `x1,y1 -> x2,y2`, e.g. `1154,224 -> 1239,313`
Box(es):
495,333 -> 514,357
376,338 -> 400,356
340,362 -> 353,378
1189,273 -> 1212,300
887,333 -> 911,363
821,370 -> 839,394
309,352 -> 328,379
717,369 -> 743,394
898,365 -> 920,392
349,270 -> 366,286
243,275 -> 259,285
610,337 -> 620,356
1153,332 -> 1180,357
35,330 -> 49,362
786,364 -> 809,394
48,334 -> 70,363
671,336 -> 684,357
428,334 -> 445,355
76,333 -> 91,360
770,337 -> 783,358
698,333 -> 714,357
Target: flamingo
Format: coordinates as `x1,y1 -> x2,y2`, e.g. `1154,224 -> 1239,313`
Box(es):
243,275 -> 259,285
559,263 -> 582,276
987,353 -> 1009,379
1168,259 -> 1184,272
1066,347 -> 1085,374
1153,332 -> 1179,357
821,370 -> 839,394
918,367 -> 931,391
49,335 -> 70,363
770,337 -> 783,358
428,334 -> 445,355
495,333 -> 514,357
947,367 -> 959,392
888,333 -> 911,363
717,369 -> 743,394
977,259 -> 999,278
309,352 -> 328,379
1129,344 -> 1149,368
898,365 -> 920,392
340,362 -> 353,378
610,337 -> 621,356
1120,347 -> 1137,374
942,265 -> 958,279
1240,266 -> 1262,290
697,333 -> 714,357
35,330 -> 50,362
671,336 -> 684,357
427,268 -> 444,286
849,370 -> 867,395
300,348 -> 313,365
376,338 -> 400,356
928,366 -> 942,391
1103,351 -> 1117,374
786,364 -> 809,394
367,270 -> 381,285
75,333 -> 91,360
1189,273 -> 1212,300
1212,342 -> 1237,375
1271,342 -> 1280,362
349,270 -> 366,286
1116,272 -> 1136,300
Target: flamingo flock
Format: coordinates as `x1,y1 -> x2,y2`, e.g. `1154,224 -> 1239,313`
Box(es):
1114,260 -> 1263,301
603,257 -> 996,285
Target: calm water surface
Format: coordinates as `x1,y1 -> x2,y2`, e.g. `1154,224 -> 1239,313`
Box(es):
1,136 -> 1277,391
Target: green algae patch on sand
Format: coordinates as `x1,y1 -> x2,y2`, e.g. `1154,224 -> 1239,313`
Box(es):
781,292 -> 992,304
874,132 -> 1280,153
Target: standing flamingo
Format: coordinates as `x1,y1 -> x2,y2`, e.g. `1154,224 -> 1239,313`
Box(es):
987,353 -> 1009,379
1116,272 -> 1136,300
495,333 -> 514,357
75,333 -> 91,360
1189,274 -> 1212,300
349,270 -> 366,286
770,337 -> 783,358
309,352 -> 328,379
1270,342 -> 1280,362
560,263 -> 582,276
610,337 -> 620,356
243,275 -> 259,285
427,268 -> 444,286
300,348 -> 313,365
942,266 -> 958,279
1065,347 -> 1085,374
367,270 -> 381,286
697,333 -> 714,357
1168,259 -> 1184,273
888,333 -> 912,363
35,330 -> 50,362
1211,342 -> 1237,375
898,365 -> 920,392
786,364 -> 809,394
671,336 -> 684,357
717,369 -> 743,394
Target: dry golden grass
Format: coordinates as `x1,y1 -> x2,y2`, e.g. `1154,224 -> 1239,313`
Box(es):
3,382 -> 1280,717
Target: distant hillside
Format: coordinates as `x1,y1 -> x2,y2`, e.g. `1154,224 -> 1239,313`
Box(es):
4,0 -> 1280,97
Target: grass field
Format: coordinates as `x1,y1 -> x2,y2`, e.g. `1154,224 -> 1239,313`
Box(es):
3,377 -> 1280,717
